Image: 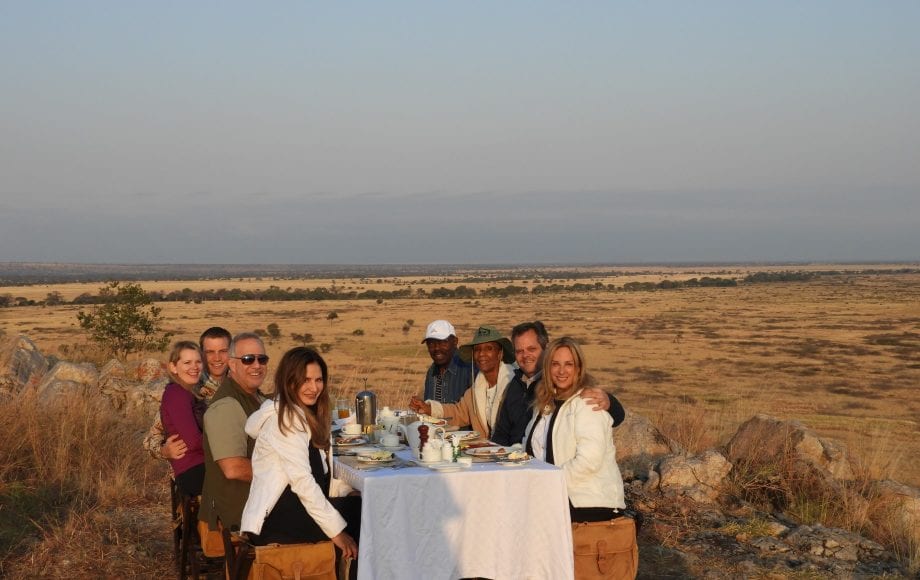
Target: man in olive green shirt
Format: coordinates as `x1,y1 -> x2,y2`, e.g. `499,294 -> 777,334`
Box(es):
200,332 -> 268,531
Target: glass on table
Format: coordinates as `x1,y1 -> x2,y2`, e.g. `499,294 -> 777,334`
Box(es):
336,398 -> 352,419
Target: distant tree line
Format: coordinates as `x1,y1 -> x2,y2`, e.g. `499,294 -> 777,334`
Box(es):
2,268 -> 917,308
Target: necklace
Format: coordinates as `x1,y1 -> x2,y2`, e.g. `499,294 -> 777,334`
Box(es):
485,384 -> 498,428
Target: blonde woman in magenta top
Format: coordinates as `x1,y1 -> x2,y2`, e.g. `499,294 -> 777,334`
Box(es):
159,341 -> 207,496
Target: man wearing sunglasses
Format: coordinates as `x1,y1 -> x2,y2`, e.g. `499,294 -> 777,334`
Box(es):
201,332 -> 269,532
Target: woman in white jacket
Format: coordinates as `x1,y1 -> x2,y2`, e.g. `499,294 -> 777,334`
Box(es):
523,337 -> 626,522
240,347 -> 359,560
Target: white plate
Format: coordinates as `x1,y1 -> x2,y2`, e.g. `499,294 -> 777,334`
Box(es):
427,462 -> 472,472
335,437 -> 369,447
357,453 -> 395,464
376,443 -> 406,451
498,458 -> 532,467
464,446 -> 510,458
451,431 -> 480,441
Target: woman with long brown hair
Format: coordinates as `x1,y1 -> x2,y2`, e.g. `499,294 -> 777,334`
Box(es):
240,347 -> 359,559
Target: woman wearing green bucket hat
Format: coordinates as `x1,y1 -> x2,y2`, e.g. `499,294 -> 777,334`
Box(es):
409,325 -> 515,440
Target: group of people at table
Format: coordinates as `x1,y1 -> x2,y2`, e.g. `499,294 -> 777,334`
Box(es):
146,319 -> 633,577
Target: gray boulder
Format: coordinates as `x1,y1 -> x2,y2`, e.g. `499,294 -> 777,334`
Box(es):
656,450 -> 732,503
725,414 -> 855,482
125,378 -> 168,416
614,411 -> 681,479
99,358 -> 127,382
35,361 -> 100,397
129,358 -> 166,383
0,335 -> 49,394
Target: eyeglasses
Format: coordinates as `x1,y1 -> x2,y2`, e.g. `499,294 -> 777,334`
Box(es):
231,354 -> 269,365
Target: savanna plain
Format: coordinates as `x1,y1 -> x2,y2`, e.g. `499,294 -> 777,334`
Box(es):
1,264 -> 918,577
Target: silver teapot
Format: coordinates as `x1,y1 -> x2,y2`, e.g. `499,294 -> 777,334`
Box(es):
355,389 -> 377,432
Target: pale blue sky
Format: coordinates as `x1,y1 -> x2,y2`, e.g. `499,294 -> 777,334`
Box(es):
1,1 -> 918,263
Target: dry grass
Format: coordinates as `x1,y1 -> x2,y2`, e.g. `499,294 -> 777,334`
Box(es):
1,265 -> 919,573
3,267 -> 918,479
0,389 -> 172,578
722,423 -> 920,573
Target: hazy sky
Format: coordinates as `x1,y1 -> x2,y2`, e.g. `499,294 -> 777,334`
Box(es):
2,1 -> 918,264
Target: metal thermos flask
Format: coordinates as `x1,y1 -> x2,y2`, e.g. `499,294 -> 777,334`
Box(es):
355,390 -> 377,431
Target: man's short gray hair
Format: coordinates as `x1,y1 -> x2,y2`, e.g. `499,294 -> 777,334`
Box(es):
229,332 -> 265,356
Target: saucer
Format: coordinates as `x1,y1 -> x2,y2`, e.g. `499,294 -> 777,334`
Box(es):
427,462 -> 472,472
376,443 -> 406,451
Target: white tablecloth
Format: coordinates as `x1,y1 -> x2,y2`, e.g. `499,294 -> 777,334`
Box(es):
334,450 -> 574,580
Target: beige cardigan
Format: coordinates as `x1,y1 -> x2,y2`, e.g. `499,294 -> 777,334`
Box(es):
429,363 -> 514,440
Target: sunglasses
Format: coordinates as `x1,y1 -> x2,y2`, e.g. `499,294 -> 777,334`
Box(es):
232,354 -> 270,365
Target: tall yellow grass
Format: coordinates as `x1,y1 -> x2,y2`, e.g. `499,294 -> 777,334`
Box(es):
0,388 -> 172,578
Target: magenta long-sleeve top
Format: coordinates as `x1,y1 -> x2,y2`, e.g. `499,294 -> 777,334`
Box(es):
160,382 -> 207,477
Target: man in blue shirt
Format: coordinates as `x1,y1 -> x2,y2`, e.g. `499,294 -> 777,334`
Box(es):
421,320 -> 474,404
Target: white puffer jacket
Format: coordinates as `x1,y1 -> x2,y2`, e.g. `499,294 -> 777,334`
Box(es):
524,391 -> 625,509
240,399 -> 349,538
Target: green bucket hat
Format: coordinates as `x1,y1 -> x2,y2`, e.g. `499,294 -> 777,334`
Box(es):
458,325 -> 515,364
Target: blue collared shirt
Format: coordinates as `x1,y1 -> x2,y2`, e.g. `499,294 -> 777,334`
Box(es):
423,352 -> 475,404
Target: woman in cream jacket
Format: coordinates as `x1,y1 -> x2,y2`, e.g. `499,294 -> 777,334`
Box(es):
523,337 -> 626,520
240,347 -> 359,560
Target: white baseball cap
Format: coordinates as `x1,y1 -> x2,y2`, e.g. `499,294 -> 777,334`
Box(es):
422,320 -> 456,342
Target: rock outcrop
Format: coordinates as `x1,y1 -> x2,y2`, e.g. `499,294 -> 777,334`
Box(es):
725,413 -> 855,482
130,358 -> 167,383
0,335 -> 49,395
36,361 -> 100,395
654,449 -> 732,503
613,411 -> 681,479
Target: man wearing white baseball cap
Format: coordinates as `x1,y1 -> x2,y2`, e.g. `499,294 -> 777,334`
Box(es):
421,319 -> 474,404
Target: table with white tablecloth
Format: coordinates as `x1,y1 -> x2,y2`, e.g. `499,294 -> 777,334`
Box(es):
334,449 -> 574,580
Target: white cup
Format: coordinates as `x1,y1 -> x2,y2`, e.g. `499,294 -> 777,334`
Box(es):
422,446 -> 440,463
343,423 -> 363,435
381,434 -> 399,447
457,457 -> 472,467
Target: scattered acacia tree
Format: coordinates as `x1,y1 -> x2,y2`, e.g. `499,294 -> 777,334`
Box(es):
76,281 -> 172,359
327,311 -> 338,320
44,291 -> 65,306
267,322 -> 281,341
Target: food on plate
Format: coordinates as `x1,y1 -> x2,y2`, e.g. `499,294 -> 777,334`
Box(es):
465,446 -> 508,456
507,450 -> 528,461
335,435 -> 367,445
464,441 -> 494,449
365,451 -> 394,461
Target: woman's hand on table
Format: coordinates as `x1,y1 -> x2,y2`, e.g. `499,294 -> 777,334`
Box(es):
332,531 -> 358,559
409,396 -> 431,415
